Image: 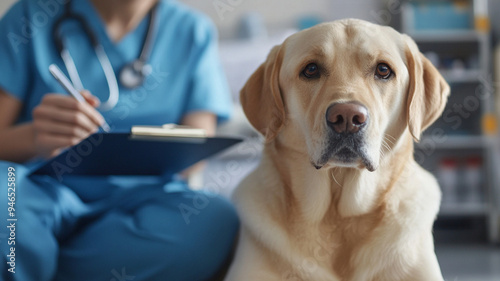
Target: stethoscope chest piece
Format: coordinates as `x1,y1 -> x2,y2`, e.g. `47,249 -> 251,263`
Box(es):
119,60 -> 152,89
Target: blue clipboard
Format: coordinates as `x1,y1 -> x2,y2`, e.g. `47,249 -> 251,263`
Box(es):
29,133 -> 243,181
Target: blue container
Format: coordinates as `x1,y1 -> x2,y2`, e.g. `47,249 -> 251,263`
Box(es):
298,16 -> 322,30
411,1 -> 473,30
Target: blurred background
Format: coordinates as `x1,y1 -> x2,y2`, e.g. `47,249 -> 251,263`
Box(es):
1,0 -> 499,280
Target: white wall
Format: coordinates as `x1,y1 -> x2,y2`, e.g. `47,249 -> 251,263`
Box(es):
181,0 -> 383,38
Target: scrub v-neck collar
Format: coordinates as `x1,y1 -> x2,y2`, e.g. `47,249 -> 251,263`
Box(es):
72,0 -> 153,61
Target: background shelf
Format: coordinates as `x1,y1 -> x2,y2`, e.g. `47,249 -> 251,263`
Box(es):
402,0 -> 499,243
440,202 -> 489,216
417,135 -> 491,150
408,30 -> 488,43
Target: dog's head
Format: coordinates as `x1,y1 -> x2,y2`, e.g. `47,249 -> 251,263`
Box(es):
241,19 -> 449,172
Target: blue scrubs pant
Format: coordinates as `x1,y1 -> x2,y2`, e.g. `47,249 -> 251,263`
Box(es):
0,161 -> 239,281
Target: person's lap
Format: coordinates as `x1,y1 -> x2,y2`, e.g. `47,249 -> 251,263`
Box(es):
0,160 -> 239,281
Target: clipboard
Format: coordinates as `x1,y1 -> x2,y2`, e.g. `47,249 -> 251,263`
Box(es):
29,127 -> 243,180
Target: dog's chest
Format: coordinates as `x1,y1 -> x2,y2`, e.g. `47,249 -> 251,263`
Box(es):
285,214 -> 384,280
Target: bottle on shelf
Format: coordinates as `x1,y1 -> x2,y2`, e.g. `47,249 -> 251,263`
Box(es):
473,0 -> 490,33
437,158 -> 459,205
463,156 -> 483,204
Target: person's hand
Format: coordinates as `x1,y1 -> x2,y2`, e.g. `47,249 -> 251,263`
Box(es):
32,91 -> 104,158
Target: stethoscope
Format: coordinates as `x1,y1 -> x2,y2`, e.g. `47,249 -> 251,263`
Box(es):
52,1 -> 159,111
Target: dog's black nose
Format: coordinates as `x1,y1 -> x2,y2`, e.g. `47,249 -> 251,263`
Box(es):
326,103 -> 368,134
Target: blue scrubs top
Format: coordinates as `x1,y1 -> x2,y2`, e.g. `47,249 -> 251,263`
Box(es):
0,0 -> 231,130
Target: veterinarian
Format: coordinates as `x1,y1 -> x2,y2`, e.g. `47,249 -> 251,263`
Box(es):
0,0 -> 238,280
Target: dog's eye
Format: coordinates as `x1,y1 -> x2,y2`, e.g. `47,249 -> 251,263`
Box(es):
375,63 -> 392,79
302,63 -> 320,79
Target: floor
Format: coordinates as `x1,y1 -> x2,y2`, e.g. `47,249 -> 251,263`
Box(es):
436,243 -> 500,281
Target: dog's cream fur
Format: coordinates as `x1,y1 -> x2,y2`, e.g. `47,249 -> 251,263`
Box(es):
225,19 -> 450,281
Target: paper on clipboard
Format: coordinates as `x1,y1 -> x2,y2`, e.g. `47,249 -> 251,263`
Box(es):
131,124 -> 207,138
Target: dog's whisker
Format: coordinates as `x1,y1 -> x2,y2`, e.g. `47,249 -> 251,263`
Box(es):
385,134 -> 397,141
379,148 -> 386,159
331,168 -> 342,188
382,144 -> 390,153
383,140 -> 394,148
383,135 -> 395,146
381,139 -> 391,153
380,142 -> 389,157
384,134 -> 397,146
381,139 -> 389,148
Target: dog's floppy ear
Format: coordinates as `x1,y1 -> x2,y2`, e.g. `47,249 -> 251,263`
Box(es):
240,45 -> 285,141
404,36 -> 450,142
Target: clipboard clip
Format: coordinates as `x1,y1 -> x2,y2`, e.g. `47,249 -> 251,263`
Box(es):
131,124 -> 207,138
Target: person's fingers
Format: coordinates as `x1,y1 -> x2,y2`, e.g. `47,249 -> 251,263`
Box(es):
39,94 -> 104,128
73,91 -> 104,126
41,93 -> 82,110
33,118 -> 90,139
33,93 -> 104,159
45,148 -> 62,159
33,105 -> 99,133
35,132 -> 80,152
81,90 -> 101,107
35,144 -> 61,159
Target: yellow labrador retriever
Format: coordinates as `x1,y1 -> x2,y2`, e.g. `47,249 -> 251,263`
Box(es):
226,19 -> 449,281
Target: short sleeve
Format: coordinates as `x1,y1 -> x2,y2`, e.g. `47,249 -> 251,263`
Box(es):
183,15 -> 232,124
0,1 -> 33,101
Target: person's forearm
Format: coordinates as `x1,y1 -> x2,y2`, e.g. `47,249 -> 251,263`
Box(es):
0,123 -> 37,163
179,112 -> 217,179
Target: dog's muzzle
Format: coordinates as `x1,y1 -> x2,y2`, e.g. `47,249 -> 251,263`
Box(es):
313,102 -> 375,171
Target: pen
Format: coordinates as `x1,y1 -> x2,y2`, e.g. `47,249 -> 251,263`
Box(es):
48,64 -> 111,133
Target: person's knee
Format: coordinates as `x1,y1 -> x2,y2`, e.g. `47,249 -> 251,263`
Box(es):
143,191 -> 240,243
178,191 -> 239,228
133,192 -> 240,280
178,193 -> 239,275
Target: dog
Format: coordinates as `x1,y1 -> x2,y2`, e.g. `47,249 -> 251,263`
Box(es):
225,19 -> 449,281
